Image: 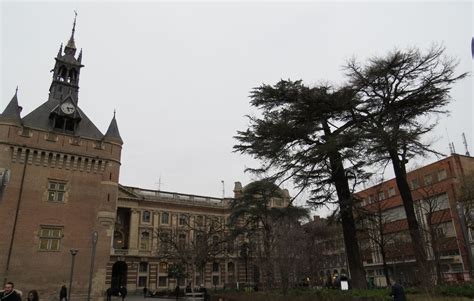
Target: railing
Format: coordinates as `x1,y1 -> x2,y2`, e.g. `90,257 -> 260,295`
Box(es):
112,248 -> 128,255
126,186 -> 227,207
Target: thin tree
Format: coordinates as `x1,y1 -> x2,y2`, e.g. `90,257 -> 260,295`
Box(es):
156,214 -> 229,287
229,179 -> 308,290
234,81 -> 368,288
345,45 -> 468,285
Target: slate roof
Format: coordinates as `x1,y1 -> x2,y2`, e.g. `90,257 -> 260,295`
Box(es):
22,99 -> 104,140
0,91 -> 22,125
104,114 -> 123,144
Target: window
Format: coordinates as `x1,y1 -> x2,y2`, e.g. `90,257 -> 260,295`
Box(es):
140,232 -> 150,250
213,262 -> 220,272
438,169 -> 447,181
178,233 -> 186,249
48,181 -> 66,202
424,174 -> 433,186
274,198 -> 283,206
196,215 -> 203,226
212,276 -> 219,286
378,191 -> 385,201
139,262 -> 148,273
159,262 -> 168,273
411,178 -> 419,190
142,211 -> 151,223
368,195 -> 375,204
138,276 -> 147,287
388,187 -> 396,197
39,226 -> 63,251
161,212 -> 169,224
179,215 -> 187,226
159,232 -> 170,252
158,276 -> 167,287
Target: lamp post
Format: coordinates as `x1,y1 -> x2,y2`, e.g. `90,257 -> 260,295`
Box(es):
87,231 -> 99,301
68,249 -> 78,301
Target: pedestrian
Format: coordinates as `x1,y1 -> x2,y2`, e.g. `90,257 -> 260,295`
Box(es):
142,286 -> 147,299
119,286 -> 127,301
174,285 -> 179,300
185,283 -> 191,293
59,285 -> 67,301
26,291 -> 38,301
105,288 -> 112,301
389,280 -> 406,301
0,282 -> 22,301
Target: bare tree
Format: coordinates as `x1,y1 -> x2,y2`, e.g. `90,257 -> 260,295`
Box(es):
156,214 -> 229,287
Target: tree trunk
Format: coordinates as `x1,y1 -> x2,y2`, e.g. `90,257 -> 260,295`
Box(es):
380,247 -> 391,286
322,121 -> 367,289
389,150 -> 430,287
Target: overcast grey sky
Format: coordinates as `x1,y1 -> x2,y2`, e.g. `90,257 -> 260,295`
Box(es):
1,1 -> 472,214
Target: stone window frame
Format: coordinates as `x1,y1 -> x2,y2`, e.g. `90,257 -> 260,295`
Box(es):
38,225 -> 63,251
142,210 -> 151,224
161,212 -> 170,225
47,179 -> 68,203
139,230 -> 151,251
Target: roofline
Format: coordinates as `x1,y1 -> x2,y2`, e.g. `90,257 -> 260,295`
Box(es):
356,153 -> 473,195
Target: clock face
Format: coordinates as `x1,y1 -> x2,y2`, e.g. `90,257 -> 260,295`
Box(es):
60,102 -> 76,114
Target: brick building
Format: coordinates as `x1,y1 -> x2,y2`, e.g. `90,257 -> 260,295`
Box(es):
0,19 -> 291,300
356,154 -> 474,286
0,18 -> 122,299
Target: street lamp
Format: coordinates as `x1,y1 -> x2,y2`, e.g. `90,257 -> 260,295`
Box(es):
87,231 -> 99,301
68,249 -> 78,301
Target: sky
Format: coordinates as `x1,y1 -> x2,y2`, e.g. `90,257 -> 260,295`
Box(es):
1,1 -> 473,216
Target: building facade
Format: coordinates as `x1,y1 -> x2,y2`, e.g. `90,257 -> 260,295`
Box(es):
356,154 -> 474,286
0,20 -> 122,300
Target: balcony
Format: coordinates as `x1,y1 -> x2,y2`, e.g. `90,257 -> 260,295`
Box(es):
112,248 -> 129,256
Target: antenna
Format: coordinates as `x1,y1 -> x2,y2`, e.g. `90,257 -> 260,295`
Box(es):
445,127 -> 454,155
462,132 -> 470,156
221,180 -> 225,198
156,175 -> 164,191
451,142 -> 457,154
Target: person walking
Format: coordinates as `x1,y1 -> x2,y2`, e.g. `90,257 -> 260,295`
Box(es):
59,285 -> 67,301
25,290 -> 38,301
390,280 -> 407,301
174,285 -> 180,300
142,286 -> 147,299
0,282 -> 22,301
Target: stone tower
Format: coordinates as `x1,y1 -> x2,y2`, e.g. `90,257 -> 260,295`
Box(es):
0,15 -> 122,300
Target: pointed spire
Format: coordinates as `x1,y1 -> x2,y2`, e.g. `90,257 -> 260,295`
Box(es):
78,48 -> 83,63
65,11 -> 77,54
1,88 -> 22,125
104,111 -> 123,145
57,43 -> 63,57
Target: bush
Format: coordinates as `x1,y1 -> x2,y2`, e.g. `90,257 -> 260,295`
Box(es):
435,284 -> 474,298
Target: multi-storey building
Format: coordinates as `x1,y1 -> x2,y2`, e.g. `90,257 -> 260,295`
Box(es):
106,182 -> 290,292
356,154 -> 474,286
0,18 -> 122,300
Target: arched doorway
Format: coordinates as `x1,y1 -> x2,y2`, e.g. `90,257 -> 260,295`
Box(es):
111,261 -> 128,289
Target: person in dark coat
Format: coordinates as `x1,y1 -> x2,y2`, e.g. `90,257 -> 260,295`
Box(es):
174,285 -> 180,300
26,290 -> 38,301
1,282 -> 22,301
143,286 -> 147,299
59,285 -> 67,301
390,280 -> 407,301
119,286 -> 127,301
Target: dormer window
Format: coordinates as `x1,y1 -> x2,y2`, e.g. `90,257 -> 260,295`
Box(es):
53,116 -> 76,133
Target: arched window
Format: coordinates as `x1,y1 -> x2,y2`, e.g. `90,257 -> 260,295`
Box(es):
140,231 -> 150,250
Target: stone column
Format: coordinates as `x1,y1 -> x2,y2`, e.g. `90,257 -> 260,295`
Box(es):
152,211 -> 160,252
129,208 -> 139,255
